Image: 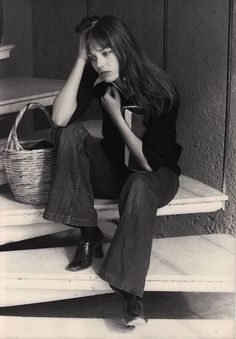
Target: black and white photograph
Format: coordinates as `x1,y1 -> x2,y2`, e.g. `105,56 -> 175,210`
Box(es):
0,1 -> 235,338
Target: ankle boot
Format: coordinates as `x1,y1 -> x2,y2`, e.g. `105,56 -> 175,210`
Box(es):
66,230 -> 104,271
110,285 -> 148,327
123,293 -> 147,327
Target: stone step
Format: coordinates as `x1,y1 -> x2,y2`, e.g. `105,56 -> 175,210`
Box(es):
0,317 -> 234,339
0,175 -> 228,229
0,234 -> 234,306
0,77 -> 64,115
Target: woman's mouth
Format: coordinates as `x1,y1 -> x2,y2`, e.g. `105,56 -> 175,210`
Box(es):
101,71 -> 110,76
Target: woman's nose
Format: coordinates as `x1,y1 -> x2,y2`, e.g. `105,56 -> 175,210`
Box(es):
96,57 -> 105,69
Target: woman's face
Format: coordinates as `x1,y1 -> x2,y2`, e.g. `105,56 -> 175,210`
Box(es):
88,42 -> 120,82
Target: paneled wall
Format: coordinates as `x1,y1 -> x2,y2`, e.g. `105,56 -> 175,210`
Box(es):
32,0 -> 164,77
0,0 -> 33,78
89,0 -> 164,67
33,0 -> 88,79
32,0 -> 165,120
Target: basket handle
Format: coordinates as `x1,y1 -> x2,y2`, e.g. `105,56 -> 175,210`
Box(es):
6,103 -> 54,151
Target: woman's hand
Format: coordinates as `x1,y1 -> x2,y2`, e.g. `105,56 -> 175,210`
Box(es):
101,86 -> 122,124
77,32 -> 87,62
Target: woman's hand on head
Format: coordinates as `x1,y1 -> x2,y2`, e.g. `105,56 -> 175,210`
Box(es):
101,86 -> 122,124
77,32 -> 88,62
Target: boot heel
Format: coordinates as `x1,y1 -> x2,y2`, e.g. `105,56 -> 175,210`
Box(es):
95,244 -> 104,258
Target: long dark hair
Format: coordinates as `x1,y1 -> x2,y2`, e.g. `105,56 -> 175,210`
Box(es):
76,15 -> 179,118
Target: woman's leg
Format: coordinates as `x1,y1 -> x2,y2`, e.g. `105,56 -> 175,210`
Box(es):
44,121 -> 129,225
43,120 -> 132,270
99,167 -> 179,325
43,121 -> 98,227
99,167 -> 180,298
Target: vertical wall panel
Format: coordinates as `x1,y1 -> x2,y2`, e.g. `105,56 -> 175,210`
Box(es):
167,0 -> 229,189
90,0 -> 164,67
33,0 -> 87,79
0,0 -> 33,78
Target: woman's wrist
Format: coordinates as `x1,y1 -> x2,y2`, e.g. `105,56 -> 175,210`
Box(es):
112,109 -> 125,125
71,57 -> 87,85
75,56 -> 87,66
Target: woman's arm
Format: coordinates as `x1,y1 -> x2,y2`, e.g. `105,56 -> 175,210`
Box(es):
52,35 -> 88,127
101,86 -> 152,171
116,117 -> 152,171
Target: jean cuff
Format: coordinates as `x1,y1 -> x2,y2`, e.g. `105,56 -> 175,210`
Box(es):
43,211 -> 97,227
99,270 -> 144,298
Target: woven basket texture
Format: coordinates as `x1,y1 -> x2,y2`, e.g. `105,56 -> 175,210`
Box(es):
2,103 -> 55,205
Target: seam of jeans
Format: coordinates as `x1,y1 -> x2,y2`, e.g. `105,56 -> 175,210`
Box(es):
67,130 -> 88,216
43,212 -> 95,226
43,212 -> 91,221
68,164 -> 81,215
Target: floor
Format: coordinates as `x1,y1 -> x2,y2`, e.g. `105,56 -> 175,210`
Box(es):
0,230 -> 235,338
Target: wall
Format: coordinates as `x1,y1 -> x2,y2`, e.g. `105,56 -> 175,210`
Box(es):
218,0 -> 236,234
89,0 -> 164,68
156,0 -> 235,237
32,0 -> 164,78
0,0 -> 33,78
0,0 -> 33,141
32,0 -> 164,120
32,0 -> 87,79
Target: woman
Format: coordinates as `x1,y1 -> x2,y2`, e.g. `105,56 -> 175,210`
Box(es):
43,15 -> 182,327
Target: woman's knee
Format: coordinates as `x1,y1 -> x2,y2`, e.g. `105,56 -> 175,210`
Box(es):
56,121 -> 89,147
124,172 -> 149,196
119,172 -> 155,214
126,169 -> 179,208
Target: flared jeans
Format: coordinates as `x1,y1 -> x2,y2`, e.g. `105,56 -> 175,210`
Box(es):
43,121 -> 180,297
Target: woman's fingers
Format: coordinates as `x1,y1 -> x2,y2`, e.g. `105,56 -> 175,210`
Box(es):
103,86 -> 118,99
101,86 -> 121,109
112,86 -> 119,98
106,86 -> 112,95
102,86 -> 112,101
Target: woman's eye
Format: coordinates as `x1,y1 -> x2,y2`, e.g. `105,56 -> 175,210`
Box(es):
103,51 -> 111,56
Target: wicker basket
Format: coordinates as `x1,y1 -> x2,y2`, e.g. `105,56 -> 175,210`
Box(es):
2,103 -> 55,205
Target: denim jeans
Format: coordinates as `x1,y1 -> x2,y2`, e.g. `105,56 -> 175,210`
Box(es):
43,121 -> 180,297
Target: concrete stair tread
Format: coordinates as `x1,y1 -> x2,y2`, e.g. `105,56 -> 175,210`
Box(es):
0,175 -> 228,228
0,317 -> 234,339
1,234 -> 234,294
0,77 -> 64,114
0,233 -> 234,277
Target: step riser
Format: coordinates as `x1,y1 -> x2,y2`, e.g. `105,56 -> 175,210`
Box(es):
0,223 -> 71,245
1,281 -> 234,307
0,289 -> 111,307
0,221 -> 116,246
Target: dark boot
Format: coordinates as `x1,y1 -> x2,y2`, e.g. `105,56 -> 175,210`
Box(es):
123,293 -> 147,327
66,228 -> 104,271
110,285 -> 148,327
